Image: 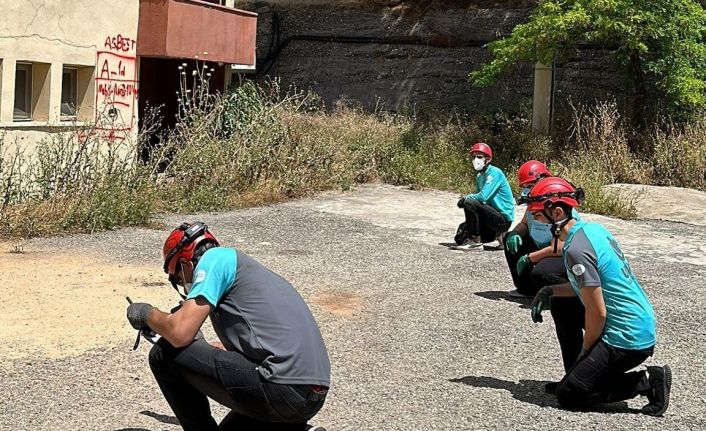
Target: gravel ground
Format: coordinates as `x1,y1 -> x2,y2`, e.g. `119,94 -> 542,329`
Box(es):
1,185 -> 705,430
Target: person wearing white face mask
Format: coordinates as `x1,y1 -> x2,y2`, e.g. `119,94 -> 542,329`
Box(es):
503,160 -> 578,299
453,142 -> 514,251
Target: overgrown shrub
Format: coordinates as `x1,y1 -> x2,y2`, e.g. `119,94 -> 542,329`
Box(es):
652,120 -> 706,190
0,126 -> 155,237
1,79 -> 704,238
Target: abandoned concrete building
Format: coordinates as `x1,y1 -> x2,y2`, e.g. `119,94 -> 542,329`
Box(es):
0,0 -> 257,149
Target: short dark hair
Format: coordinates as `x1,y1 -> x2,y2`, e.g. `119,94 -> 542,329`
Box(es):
549,202 -> 573,218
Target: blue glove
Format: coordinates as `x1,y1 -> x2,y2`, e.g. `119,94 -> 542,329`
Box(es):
516,254 -> 534,275
127,302 -> 154,330
457,197 -> 466,208
531,286 -> 553,323
505,232 -> 523,255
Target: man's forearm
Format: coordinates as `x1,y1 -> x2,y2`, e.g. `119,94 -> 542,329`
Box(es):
148,308 -> 193,348
580,286 -> 607,351
583,311 -> 605,350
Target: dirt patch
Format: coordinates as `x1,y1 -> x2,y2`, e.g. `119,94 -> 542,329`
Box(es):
0,244 -> 174,363
313,289 -> 364,317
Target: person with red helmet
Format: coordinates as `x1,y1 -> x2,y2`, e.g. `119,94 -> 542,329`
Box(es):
453,142 -> 515,250
525,178 -> 671,416
126,222 -> 330,431
503,160 -> 576,298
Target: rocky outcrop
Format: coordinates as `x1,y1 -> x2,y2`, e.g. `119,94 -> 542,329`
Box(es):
235,1 -> 623,113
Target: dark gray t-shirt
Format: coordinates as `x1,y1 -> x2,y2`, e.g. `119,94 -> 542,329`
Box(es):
186,247 -> 330,386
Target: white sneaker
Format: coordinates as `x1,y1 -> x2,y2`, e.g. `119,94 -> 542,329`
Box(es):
453,239 -> 483,251
483,239 -> 503,250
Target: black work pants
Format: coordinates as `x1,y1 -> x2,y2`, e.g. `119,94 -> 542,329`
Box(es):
148,339 -> 326,431
503,233 -> 569,296
556,340 -> 652,410
550,296 -> 586,372
462,198 -> 511,243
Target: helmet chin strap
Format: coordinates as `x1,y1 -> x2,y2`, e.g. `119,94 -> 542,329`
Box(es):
169,274 -> 187,300
542,208 -> 573,253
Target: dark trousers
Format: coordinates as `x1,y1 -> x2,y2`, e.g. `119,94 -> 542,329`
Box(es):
556,340 -> 652,410
148,339 -> 326,431
503,234 -> 569,296
550,296 -> 586,372
462,198 -> 511,243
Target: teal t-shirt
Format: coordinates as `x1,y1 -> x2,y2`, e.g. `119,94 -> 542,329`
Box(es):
186,247 -> 237,306
466,165 -> 515,223
563,220 -> 656,350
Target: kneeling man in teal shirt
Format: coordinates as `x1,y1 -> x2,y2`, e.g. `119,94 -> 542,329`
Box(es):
526,177 -> 671,416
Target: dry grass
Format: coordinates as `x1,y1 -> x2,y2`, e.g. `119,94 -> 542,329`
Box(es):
1,81 -> 703,238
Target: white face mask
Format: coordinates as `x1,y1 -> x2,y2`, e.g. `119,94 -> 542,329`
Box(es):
473,157 -> 486,171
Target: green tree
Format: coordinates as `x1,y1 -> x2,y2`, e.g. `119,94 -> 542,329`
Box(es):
469,0 -> 706,122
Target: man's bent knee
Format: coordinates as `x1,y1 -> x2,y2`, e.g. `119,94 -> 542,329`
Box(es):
462,197 -> 483,211
148,339 -> 176,373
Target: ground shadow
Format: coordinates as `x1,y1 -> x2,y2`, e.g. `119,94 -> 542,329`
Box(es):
439,242 -> 459,248
474,290 -> 531,309
450,375 -> 557,407
140,410 -> 180,425
450,376 -> 639,414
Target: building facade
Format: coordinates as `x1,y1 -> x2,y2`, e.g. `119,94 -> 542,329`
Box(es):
0,0 -> 256,150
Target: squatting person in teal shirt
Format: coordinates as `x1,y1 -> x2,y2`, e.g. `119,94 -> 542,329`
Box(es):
503,161 -> 586,375
526,177 -> 671,416
454,142 -> 515,251
126,222 -> 330,431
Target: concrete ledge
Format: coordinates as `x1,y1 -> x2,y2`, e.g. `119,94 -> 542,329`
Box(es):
604,183 -> 706,226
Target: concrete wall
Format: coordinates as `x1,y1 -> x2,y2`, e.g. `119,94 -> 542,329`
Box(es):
234,0 -> 624,116
0,0 -> 140,151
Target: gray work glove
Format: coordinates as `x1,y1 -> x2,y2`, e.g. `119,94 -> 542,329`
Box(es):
530,286 -> 553,323
127,302 -> 154,330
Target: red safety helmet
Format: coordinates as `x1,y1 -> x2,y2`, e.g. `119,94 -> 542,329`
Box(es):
470,142 -> 492,158
162,222 -> 220,275
517,160 -> 552,187
526,177 -> 583,212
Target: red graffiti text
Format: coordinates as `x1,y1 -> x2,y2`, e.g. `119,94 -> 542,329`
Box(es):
104,34 -> 136,53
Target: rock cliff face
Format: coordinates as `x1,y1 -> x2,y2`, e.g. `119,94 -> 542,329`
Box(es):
235,1 -> 624,113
